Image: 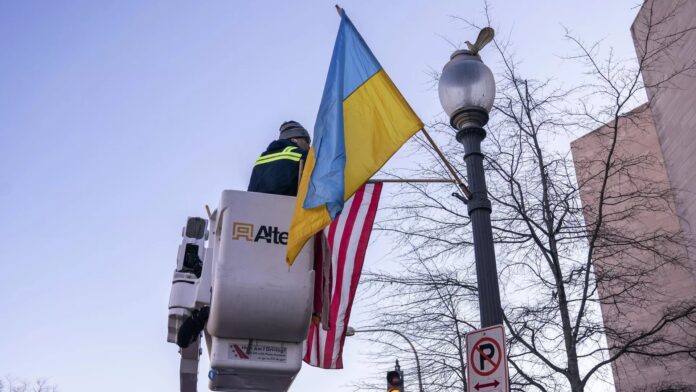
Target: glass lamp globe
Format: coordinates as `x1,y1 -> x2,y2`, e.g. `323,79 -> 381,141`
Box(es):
438,50 -> 496,118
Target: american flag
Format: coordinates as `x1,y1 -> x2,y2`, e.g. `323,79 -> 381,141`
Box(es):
303,182 -> 383,369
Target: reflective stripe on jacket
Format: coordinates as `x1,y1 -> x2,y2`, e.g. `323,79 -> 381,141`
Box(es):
255,146 -> 303,165
248,139 -> 308,196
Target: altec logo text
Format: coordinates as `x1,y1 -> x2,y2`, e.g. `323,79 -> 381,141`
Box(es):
232,222 -> 288,245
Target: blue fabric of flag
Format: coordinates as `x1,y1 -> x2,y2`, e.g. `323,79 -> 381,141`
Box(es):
303,11 -> 382,219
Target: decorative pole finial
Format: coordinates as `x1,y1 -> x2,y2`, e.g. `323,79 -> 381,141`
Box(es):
465,27 -> 495,55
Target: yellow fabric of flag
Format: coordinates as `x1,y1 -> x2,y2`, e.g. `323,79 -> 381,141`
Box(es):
286,12 -> 423,265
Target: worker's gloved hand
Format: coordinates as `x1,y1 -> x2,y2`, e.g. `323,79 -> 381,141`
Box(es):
176,306 -> 210,348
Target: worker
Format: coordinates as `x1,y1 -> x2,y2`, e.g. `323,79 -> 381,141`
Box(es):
248,120 -> 311,196
176,121 -> 312,349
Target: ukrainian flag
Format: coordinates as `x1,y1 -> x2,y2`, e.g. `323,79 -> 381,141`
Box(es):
286,9 -> 423,264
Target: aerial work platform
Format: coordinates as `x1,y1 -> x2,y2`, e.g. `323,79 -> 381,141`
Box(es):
168,190 -> 315,392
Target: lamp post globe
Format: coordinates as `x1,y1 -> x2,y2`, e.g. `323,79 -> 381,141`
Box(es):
438,41 -> 503,328
438,49 -> 496,129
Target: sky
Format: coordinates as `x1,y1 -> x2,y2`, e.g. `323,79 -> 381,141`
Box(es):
0,1 -> 642,391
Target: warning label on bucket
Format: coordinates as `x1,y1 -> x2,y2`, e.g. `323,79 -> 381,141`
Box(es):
229,342 -> 288,363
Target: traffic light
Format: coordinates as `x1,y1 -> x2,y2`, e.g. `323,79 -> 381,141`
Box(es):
386,360 -> 404,392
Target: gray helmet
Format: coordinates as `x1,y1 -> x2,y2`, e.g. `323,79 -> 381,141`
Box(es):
279,121 -> 311,142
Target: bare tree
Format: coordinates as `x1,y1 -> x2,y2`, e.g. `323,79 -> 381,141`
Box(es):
358,1 -> 696,391
357,254 -> 479,390
0,376 -> 58,392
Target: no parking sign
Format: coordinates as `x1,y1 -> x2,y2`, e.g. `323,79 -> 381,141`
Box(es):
466,325 -> 509,391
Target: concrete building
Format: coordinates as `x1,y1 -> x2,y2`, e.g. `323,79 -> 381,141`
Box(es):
571,1 -> 696,391
631,0 -> 696,270
572,105 -> 696,391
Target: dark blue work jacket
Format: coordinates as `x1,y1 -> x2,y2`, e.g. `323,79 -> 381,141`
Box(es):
247,139 -> 308,196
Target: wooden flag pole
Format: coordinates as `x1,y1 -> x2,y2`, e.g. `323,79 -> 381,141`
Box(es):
368,178 -> 454,184
298,159 -> 305,184
419,128 -> 472,199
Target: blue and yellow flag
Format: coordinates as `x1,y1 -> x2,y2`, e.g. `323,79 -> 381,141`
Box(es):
287,9 -> 423,264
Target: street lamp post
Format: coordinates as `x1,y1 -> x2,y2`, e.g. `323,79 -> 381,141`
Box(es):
345,327 -> 424,392
437,28 -> 503,328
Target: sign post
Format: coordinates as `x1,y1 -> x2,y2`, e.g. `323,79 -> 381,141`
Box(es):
466,325 -> 509,392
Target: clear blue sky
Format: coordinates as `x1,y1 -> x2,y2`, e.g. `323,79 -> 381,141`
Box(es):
0,1 -> 639,390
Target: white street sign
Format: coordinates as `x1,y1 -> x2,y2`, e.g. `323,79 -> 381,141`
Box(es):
466,324 -> 509,392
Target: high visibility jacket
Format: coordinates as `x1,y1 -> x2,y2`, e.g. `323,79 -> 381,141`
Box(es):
248,139 -> 308,196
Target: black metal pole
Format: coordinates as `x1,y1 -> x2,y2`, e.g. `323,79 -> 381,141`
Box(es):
452,107 -> 503,328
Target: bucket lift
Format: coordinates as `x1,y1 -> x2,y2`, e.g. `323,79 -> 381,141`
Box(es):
167,190 -> 315,392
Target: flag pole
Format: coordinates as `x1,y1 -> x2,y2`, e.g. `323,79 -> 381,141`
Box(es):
368,178 -> 454,184
419,128 -> 472,199
298,159 -> 305,185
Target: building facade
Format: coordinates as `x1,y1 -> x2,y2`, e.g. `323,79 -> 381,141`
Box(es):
631,0 -> 696,274
571,1 -> 696,391
572,105 -> 696,391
